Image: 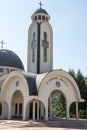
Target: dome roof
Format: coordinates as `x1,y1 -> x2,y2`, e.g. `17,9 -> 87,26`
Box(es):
0,49 -> 24,70
34,8 -> 48,15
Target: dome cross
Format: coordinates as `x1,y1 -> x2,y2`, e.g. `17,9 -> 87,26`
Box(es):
38,1 -> 43,9
0,40 -> 5,49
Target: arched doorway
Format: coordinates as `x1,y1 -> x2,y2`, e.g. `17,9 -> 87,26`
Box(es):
27,99 -> 45,121
11,90 -> 23,119
48,90 -> 66,120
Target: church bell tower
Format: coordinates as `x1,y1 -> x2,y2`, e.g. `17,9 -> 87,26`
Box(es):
27,3 -> 53,74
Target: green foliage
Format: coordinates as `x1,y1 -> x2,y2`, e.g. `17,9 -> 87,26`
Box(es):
68,69 -> 76,79
68,69 -> 87,119
68,69 -> 87,99
76,69 -> 86,87
52,94 -> 66,118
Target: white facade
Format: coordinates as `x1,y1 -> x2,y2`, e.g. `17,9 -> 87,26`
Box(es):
0,7 -> 83,121
27,9 -> 53,73
0,69 -> 81,120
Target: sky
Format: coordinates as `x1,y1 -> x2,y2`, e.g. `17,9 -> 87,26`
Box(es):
0,0 -> 87,76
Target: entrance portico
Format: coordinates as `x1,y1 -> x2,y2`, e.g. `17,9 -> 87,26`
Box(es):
38,70 -> 81,120
26,99 -> 45,121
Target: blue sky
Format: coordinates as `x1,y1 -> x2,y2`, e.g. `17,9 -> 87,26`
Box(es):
0,0 -> 87,75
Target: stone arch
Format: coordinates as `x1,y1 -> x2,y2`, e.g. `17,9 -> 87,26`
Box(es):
38,70 -> 81,120
26,99 -> 45,121
1,71 -> 29,101
11,90 -> 23,119
0,71 -> 30,120
38,70 -> 81,101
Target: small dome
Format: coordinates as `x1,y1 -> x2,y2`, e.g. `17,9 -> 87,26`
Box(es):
0,49 -> 24,70
34,8 -> 48,15
31,8 -> 50,22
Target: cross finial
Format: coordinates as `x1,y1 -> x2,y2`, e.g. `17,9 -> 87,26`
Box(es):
0,40 -> 5,49
38,1 -> 43,9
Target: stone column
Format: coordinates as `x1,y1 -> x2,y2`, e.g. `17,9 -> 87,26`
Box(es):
45,102 -> 48,120
76,101 -> 79,120
37,101 -> 39,120
23,103 -> 26,120
8,102 -> 11,119
40,103 -> 45,119
66,101 -> 70,120
49,95 -> 52,120
33,100 -> 35,121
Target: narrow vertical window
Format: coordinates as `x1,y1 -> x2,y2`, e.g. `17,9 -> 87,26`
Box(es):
32,48 -> 35,62
44,47 -> 47,62
33,32 -> 35,41
35,15 -> 37,20
43,32 -> 48,62
32,32 -> 36,62
0,103 -> 2,115
15,103 -> 18,115
42,15 -> 45,20
38,15 -> 41,20
44,32 -> 47,41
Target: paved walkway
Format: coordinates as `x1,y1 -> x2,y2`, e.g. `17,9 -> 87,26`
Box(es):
0,119 -> 86,130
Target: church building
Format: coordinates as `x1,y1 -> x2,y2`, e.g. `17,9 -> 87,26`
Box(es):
0,5 -> 85,121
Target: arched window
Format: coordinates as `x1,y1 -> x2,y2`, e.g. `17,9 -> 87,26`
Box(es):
15,103 -> 18,115
0,103 -> 2,115
42,15 -> 45,20
33,32 -> 36,41
35,15 -> 37,20
38,15 -> 41,20
44,32 -> 47,41
19,103 -> 22,115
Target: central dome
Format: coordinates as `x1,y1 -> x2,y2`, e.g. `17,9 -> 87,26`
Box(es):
34,8 -> 48,15
0,49 -> 24,70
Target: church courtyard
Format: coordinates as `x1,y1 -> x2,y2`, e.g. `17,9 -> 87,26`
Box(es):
0,119 -> 86,130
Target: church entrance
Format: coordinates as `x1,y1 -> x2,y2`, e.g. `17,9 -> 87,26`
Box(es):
48,90 -> 66,120
11,90 -> 23,119
27,99 -> 45,120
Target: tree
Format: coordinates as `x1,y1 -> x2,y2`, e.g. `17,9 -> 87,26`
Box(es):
52,93 -> 66,118
68,69 -> 87,99
76,69 -> 87,99
69,69 -> 87,119
68,69 -> 76,80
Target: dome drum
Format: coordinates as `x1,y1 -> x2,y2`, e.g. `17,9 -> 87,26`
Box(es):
31,8 -> 50,22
